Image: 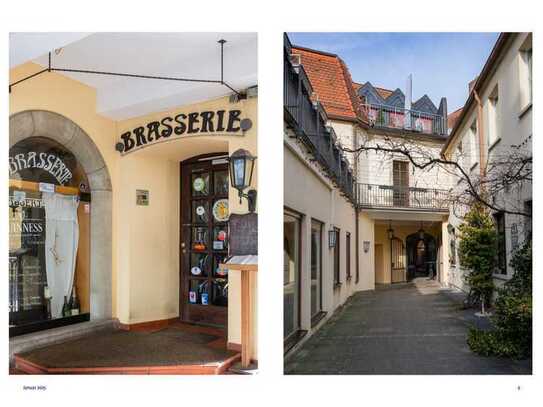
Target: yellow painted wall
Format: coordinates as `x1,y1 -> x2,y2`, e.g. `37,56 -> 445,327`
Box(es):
9,62 -> 120,317
10,62 -> 258,359
116,95 -> 258,358
374,223 -> 442,284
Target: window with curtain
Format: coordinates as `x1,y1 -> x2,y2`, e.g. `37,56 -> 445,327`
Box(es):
333,228 -> 341,286
488,86 -> 500,148
310,219 -> 322,318
469,120 -> 478,169
9,137 -> 90,334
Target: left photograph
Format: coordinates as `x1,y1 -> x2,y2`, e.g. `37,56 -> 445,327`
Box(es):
9,32 -> 258,375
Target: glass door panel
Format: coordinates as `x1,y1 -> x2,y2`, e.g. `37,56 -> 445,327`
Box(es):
284,212 -> 300,339
181,156 -> 229,326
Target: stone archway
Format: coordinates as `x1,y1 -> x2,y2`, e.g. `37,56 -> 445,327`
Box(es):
406,232 -> 437,280
9,110 -> 112,320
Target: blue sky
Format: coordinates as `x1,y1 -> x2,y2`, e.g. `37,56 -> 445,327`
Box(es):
288,32 -> 499,112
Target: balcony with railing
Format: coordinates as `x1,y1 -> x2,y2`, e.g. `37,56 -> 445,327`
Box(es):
362,103 -> 447,136
284,34 -> 356,203
356,183 -> 450,211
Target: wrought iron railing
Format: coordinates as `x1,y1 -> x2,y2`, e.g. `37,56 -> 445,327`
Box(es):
356,183 -> 449,210
284,34 -> 356,203
362,103 -> 447,136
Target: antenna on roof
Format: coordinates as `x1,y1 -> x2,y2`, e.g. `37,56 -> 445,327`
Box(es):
405,74 -> 413,130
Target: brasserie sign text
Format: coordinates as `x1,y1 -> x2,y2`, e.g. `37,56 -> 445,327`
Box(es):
119,109 -> 244,154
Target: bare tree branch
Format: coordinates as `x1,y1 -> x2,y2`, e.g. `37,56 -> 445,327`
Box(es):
342,136 -> 532,218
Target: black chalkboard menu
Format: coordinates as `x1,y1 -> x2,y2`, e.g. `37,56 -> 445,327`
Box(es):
228,213 -> 258,256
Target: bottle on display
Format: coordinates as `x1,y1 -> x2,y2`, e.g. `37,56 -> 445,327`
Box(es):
199,281 -> 208,305
70,288 -> 80,316
44,285 -> 52,319
62,295 -> 71,317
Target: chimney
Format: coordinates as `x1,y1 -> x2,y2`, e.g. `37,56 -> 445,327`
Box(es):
405,74 -> 413,129
468,76 -> 478,93
438,97 -> 448,135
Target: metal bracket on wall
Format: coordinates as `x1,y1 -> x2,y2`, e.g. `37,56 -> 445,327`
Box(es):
9,39 -> 244,98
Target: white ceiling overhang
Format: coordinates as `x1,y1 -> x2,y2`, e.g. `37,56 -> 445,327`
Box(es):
10,32 -> 257,120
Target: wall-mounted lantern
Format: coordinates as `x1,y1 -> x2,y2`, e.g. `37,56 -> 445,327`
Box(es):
387,220 -> 394,240
328,228 -> 337,248
363,241 -> 371,253
418,221 -> 425,240
229,149 -> 257,213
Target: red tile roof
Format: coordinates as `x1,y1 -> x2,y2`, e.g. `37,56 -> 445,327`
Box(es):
292,47 -> 366,123
447,107 -> 463,131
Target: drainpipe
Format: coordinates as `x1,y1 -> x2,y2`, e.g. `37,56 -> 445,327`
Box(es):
354,126 -> 361,285
355,208 -> 360,284
473,90 -> 486,178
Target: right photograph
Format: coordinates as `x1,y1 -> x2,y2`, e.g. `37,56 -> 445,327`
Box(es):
283,32 -> 532,374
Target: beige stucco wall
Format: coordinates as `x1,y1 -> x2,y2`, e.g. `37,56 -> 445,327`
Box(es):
357,132 -> 450,190
10,62 -> 258,359
284,128 -> 373,343
443,33 -> 532,287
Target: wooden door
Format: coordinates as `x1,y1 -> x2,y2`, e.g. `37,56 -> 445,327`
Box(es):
374,244 -> 384,284
392,161 -> 409,206
180,154 -> 230,327
390,237 -> 406,283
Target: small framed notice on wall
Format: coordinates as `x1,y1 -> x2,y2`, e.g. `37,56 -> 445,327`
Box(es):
136,189 -> 149,206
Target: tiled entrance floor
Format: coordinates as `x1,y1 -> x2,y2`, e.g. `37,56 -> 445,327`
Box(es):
15,322 -> 239,374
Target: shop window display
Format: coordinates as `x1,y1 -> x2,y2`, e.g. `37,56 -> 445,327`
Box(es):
8,137 -> 90,335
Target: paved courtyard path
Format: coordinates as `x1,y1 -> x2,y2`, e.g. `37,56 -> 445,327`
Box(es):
285,279 -> 531,374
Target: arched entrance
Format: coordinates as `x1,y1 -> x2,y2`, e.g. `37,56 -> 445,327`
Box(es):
406,232 -> 437,280
9,110 -> 112,321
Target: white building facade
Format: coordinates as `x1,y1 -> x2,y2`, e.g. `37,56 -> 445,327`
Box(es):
283,32 -> 532,358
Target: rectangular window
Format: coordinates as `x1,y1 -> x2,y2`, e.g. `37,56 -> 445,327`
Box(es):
284,211 -> 301,339
392,160 -> 409,206
493,212 -> 507,274
527,49 -> 532,103
488,86 -> 499,147
310,219 -> 322,318
449,226 -> 456,266
524,200 -> 532,241
333,227 -> 340,286
519,43 -> 532,108
511,223 -> 519,252
470,120 -> 478,168
455,143 -> 464,181
346,232 -> 351,280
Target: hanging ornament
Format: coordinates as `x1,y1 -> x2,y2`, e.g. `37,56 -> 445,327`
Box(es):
193,177 -> 205,192
196,205 -> 205,216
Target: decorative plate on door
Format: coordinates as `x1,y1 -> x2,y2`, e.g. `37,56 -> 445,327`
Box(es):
212,199 -> 229,222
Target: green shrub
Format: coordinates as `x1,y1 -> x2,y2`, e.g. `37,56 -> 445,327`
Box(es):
468,239 -> 532,359
458,204 -> 496,306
